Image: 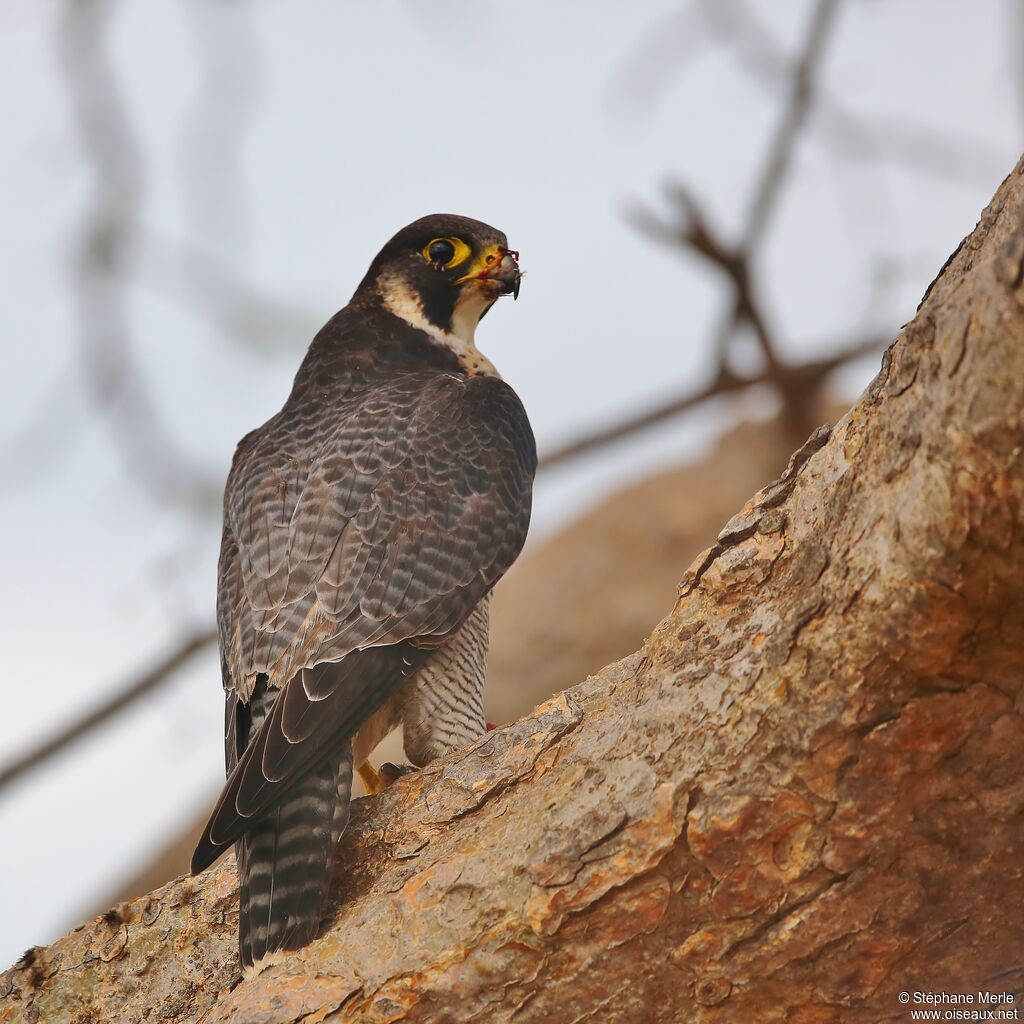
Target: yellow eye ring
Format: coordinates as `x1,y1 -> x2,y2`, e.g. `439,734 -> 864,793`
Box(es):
422,236 -> 471,269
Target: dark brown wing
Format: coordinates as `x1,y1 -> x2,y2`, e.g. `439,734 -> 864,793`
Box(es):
192,370 -> 535,871
219,371 -> 534,694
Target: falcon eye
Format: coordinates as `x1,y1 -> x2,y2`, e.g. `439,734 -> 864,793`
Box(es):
423,237 -> 468,269
426,239 -> 456,265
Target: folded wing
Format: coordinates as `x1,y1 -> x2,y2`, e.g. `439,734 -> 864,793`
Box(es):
193,371 -> 535,872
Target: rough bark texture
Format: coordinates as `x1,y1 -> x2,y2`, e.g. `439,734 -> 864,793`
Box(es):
6,159 -> 1024,1024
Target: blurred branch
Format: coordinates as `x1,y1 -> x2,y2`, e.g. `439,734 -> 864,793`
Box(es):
3,0 -> 291,503
130,227 -> 315,356
144,2 -> 317,354
179,0 -> 262,249
693,0 -> 1008,186
605,4 -> 711,114
705,0 -> 837,434
741,0 -> 838,250
0,0 -> 285,805
0,628 -> 217,795
538,333 -> 880,471
573,0 -> 1004,467
559,0 -> 963,470
600,0 -> 842,461
0,366 -> 92,494
632,183 -> 785,374
58,0 -> 219,508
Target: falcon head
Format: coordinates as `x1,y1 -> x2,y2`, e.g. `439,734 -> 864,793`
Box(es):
360,214 -> 522,347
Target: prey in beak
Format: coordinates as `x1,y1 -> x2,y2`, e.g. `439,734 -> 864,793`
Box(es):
456,244 -> 522,300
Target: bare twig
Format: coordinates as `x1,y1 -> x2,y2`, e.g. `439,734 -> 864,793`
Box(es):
605,0 -> 1009,462
742,0 -> 839,249
711,0 -> 838,420
538,334 -> 882,471
632,183 -> 785,376
613,0 -> 842,451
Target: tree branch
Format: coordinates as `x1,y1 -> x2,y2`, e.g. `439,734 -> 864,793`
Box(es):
7,156 -> 1024,1023
538,334 -> 881,470
741,0 -> 838,249
591,0 -> 844,464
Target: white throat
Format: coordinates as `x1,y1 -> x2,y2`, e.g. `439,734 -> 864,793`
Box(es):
379,273 -> 501,379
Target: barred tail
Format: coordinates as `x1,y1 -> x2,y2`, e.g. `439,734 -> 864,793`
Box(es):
236,749 -> 353,974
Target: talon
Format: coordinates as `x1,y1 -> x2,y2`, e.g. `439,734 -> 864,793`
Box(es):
379,762 -> 415,786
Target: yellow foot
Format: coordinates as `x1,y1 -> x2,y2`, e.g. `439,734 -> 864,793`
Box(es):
358,761 -> 385,795
358,761 -> 414,795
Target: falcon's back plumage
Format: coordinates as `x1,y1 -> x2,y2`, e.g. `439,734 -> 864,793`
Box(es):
192,214 -> 535,975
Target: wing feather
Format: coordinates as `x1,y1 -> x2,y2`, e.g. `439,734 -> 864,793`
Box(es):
220,371 -> 534,690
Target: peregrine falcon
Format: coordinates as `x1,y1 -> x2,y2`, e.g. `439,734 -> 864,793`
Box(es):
190,215 -> 535,975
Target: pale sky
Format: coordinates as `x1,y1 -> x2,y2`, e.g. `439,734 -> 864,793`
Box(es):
0,0 -> 1019,966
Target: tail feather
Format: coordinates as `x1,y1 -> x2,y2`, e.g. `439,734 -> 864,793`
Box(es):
193,648 -> 422,873
201,658 -> 384,973
237,749 -> 353,972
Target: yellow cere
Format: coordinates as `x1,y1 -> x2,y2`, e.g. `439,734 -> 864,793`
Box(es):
422,236 -> 472,269
454,243 -> 505,284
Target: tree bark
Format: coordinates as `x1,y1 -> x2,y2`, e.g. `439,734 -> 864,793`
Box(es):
6,157 -> 1024,1024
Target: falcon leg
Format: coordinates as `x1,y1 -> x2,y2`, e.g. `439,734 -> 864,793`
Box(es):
353,696 -> 405,795
358,761 -> 386,795
357,760 -> 415,793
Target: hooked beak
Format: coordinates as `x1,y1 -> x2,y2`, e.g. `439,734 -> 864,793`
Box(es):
455,244 -> 522,300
